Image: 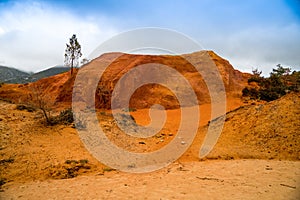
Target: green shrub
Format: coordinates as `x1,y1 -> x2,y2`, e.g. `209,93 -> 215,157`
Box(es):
0,178 -> 6,187
242,87 -> 259,99
49,159 -> 91,179
46,108 -> 74,126
65,159 -> 79,164
0,98 -> 12,103
259,89 -> 281,101
122,107 -> 137,112
73,113 -> 86,129
243,65 -> 299,101
103,167 -> 115,172
0,158 -> 14,164
79,159 -> 88,165
16,104 -> 36,112
248,76 -> 262,83
58,108 -> 74,124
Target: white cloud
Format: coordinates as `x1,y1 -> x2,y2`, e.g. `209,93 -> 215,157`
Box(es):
0,1 -> 118,72
202,23 -> 300,76
0,0 -> 299,76
0,26 -> 5,35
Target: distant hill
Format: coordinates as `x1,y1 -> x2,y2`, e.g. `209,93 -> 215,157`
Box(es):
0,65 -> 70,83
30,66 -> 70,82
0,66 -> 30,84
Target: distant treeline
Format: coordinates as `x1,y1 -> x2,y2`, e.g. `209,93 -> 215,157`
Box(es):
242,64 -> 300,101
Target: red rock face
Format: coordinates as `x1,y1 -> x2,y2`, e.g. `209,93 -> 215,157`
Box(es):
82,51 -> 250,109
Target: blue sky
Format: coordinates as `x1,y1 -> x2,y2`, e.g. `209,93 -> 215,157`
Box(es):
0,0 -> 299,75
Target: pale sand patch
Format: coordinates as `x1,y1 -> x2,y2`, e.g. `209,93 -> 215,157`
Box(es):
2,160 -> 299,200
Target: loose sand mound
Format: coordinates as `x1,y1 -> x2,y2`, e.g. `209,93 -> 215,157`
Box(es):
184,92 -> 300,161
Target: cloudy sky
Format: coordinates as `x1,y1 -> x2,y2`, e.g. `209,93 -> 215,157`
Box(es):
0,0 -> 299,75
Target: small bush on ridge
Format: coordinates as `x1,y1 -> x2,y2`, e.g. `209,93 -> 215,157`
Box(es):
243,65 -> 300,101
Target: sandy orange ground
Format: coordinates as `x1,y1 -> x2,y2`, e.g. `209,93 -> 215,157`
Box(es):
2,160 -> 299,200
131,97 -> 244,127
1,93 -> 299,199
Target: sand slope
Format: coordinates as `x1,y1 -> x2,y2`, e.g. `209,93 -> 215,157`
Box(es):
2,160 -> 299,200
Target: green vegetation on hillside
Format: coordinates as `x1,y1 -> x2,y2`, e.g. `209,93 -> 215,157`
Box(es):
0,66 -> 30,83
0,65 -> 69,84
242,64 -> 300,101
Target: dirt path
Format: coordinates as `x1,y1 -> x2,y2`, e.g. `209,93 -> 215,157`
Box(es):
2,160 -> 299,200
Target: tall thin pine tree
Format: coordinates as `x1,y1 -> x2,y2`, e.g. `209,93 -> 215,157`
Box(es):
64,34 -> 82,75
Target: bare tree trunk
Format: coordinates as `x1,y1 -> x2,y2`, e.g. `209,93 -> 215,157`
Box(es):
41,107 -> 51,125
28,84 -> 54,125
71,58 -> 74,76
